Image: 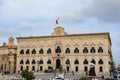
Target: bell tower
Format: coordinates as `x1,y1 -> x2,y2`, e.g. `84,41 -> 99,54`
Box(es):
8,36 -> 14,45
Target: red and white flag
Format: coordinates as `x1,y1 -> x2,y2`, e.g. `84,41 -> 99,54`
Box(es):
56,17 -> 59,24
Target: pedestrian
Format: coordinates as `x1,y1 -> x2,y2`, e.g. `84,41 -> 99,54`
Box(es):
64,70 -> 66,78
102,75 -> 104,80
54,70 -> 56,77
72,71 -> 74,75
86,71 -> 88,76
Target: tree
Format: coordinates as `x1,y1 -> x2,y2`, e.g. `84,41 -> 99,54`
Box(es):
21,70 -> 35,80
111,61 -> 116,72
81,76 -> 89,80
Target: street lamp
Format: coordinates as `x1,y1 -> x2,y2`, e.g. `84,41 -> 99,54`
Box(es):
37,60 -> 40,72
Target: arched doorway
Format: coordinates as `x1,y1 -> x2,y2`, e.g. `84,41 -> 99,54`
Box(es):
56,59 -> 61,69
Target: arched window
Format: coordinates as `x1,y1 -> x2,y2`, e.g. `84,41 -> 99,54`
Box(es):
98,47 -> 103,53
26,60 -> 30,64
20,49 -> 24,54
83,59 -> 88,64
74,59 -> 79,64
83,47 -> 88,53
26,49 -> 29,54
65,48 -> 70,53
66,59 -> 70,65
74,47 -> 79,53
91,59 -> 96,64
39,60 -> 43,64
32,59 -> 36,64
47,48 -> 51,54
32,49 -> 36,54
47,59 -> 51,64
99,59 -> 103,64
20,60 -> 24,64
55,46 -> 61,53
39,48 -> 44,54
90,47 -> 96,53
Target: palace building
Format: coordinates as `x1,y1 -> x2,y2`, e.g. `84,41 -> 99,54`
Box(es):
0,26 -> 113,74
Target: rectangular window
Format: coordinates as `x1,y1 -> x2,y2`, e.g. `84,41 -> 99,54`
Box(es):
84,66 -> 88,72
20,66 -> 23,71
32,66 -> 35,71
26,66 -> 29,70
75,67 -> 78,72
99,66 -> 103,72
40,66 -> 43,71
67,66 -> 69,72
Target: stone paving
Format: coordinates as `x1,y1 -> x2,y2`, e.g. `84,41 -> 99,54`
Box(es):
0,73 -> 113,80
0,73 -> 22,80
34,73 -> 114,80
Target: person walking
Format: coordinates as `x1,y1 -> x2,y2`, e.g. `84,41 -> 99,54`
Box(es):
72,71 -> 74,75
102,75 -> 104,80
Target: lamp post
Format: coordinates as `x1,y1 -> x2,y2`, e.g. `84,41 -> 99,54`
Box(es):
37,60 -> 40,72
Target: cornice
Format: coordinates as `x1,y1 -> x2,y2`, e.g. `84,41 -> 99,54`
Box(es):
16,32 -> 111,45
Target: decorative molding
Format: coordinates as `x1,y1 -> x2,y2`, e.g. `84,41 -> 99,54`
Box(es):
90,42 -> 96,46
74,43 -> 79,47
20,45 -> 25,48
47,45 -> 52,47
97,42 -> 103,46
82,43 -> 89,46
39,45 -> 44,48
65,44 -> 71,47
26,45 -> 30,48
32,45 -> 37,48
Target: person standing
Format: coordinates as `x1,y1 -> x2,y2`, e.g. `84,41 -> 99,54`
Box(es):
72,71 -> 74,75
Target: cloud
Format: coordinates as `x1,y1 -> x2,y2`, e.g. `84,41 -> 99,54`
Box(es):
0,29 -> 18,37
62,0 -> 120,23
17,21 -> 38,30
1,0 -> 120,24
0,0 -> 4,5
84,0 -> 120,23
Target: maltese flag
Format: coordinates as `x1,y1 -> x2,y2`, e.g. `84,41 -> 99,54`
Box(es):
56,17 -> 59,24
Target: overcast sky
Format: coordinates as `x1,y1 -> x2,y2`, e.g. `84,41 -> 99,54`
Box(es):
0,0 -> 120,66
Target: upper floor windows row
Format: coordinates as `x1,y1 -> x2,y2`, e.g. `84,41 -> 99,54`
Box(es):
20,47 -> 103,54
65,47 -> 103,53
20,59 -> 52,65
20,48 -> 52,54
83,47 -> 103,53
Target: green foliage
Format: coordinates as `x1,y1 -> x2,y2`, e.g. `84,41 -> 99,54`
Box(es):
105,78 -> 114,80
81,76 -> 89,80
21,70 -> 35,80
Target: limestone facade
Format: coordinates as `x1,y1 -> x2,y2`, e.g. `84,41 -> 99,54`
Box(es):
0,36 -> 17,73
15,26 -> 113,74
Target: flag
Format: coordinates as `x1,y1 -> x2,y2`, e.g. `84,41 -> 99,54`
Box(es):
56,17 -> 59,24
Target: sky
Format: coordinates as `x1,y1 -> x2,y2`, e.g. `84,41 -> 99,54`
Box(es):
0,0 -> 120,66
